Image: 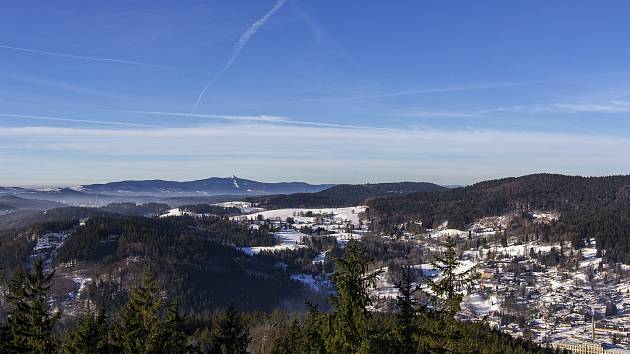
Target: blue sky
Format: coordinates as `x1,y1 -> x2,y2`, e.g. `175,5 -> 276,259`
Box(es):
2,0 -> 630,186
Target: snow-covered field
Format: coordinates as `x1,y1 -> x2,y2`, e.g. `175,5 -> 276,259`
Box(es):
233,206 -> 366,226
240,230 -> 308,255
215,201 -> 265,214
160,208 -> 195,218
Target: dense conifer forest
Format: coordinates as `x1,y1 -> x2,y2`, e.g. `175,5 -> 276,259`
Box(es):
0,215 -> 307,313
0,239 -> 558,353
367,174 -> 630,263
249,182 -> 448,209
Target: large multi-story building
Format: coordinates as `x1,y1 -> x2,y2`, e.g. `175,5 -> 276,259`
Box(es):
552,341 -> 630,354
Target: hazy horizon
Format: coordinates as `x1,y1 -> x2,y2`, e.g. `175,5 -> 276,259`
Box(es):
2,1 -> 630,185
4,171 -> 625,190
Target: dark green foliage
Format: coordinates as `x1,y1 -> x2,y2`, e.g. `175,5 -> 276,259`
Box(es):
250,182 -> 447,209
5,258 -> 60,353
426,237 -> 479,319
0,242 -> 556,354
368,174 -> 630,262
55,215 -> 274,264
208,303 -> 250,354
257,247 -> 325,275
0,206 -> 114,232
61,310 -> 110,354
0,220 -> 77,278
53,215 -> 299,312
321,240 -> 381,353
392,266 -> 422,354
112,268 -> 190,354
0,230 -> 35,280
271,306 -> 326,354
267,240 -> 552,354
98,203 -> 170,217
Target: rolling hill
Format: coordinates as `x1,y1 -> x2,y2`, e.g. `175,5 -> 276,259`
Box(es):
0,195 -> 64,211
250,182 -> 449,208
366,173 -> 630,262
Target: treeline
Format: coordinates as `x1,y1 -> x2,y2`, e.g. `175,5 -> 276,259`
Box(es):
52,215 -> 301,312
0,220 -> 78,278
55,215 -> 275,264
367,174 -> 630,262
98,203 -> 170,217
0,202 -> 172,232
0,214 -> 304,313
179,204 -> 242,217
0,240 -> 556,354
0,207 -> 112,231
561,208 -> 630,263
250,182 -> 447,209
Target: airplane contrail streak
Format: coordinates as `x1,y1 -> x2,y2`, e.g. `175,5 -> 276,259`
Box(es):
0,44 -> 159,68
191,0 -> 287,112
0,113 -> 161,128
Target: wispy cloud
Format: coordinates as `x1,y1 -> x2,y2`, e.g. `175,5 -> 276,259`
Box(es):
192,0 -> 288,112
0,113 -> 161,128
2,123 -> 630,186
124,110 -> 378,129
283,81 -> 545,103
0,44 -> 159,68
289,0 -> 327,45
551,101 -> 630,113
125,110 -> 287,123
0,72 -> 139,102
476,100 -> 630,115
395,110 -> 492,119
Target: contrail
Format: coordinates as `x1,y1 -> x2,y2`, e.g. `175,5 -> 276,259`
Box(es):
0,44 -> 159,68
191,0 -> 287,112
125,110 -> 382,130
0,113 -> 161,128
120,110 -> 288,123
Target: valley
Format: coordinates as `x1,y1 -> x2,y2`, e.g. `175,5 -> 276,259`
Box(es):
3,174 -> 630,353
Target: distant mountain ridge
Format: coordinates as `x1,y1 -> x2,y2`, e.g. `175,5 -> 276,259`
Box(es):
72,175 -> 333,197
0,177 -> 452,208
0,195 -> 64,211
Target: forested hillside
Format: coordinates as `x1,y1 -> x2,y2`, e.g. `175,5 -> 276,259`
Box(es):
0,240 -> 555,354
251,182 -> 448,209
0,203 -> 170,231
367,173 -> 630,262
0,219 -> 78,278
53,215 -> 303,312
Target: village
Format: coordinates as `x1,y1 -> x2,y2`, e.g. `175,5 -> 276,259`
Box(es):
226,204 -> 630,353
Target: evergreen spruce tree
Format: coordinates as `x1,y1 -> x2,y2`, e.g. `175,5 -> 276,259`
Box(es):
322,239 -> 381,354
5,258 -> 60,353
159,302 -> 190,353
196,326 -> 214,354
270,302 -> 328,354
300,303 -> 326,354
426,237 -> 478,320
62,309 -> 110,354
392,265 -> 422,354
113,267 -> 189,354
209,303 -> 250,354
270,319 -> 303,354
